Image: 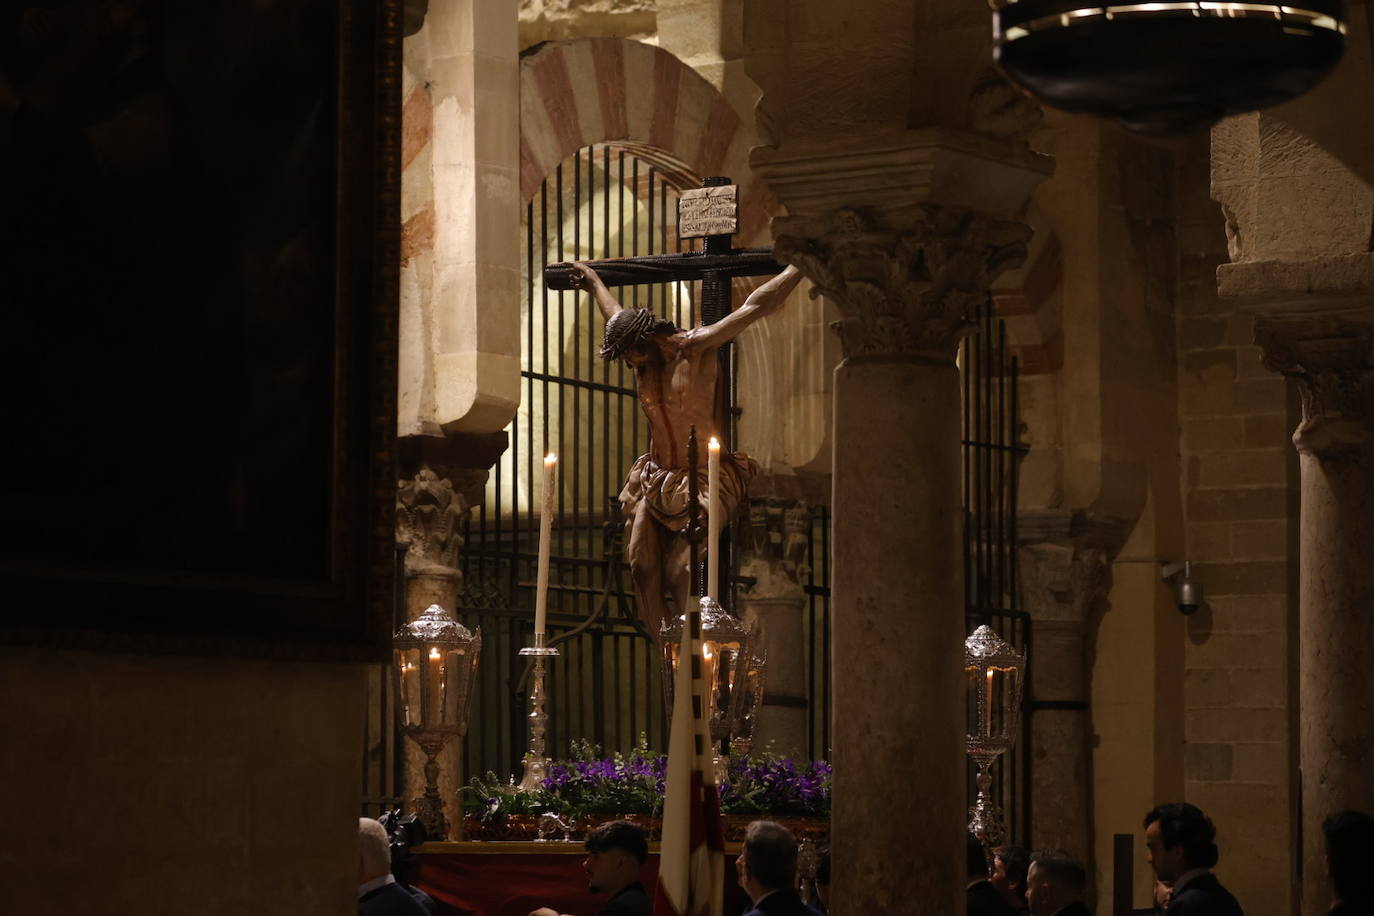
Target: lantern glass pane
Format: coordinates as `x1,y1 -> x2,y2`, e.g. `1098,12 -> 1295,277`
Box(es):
398,647 -> 422,728
661,638 -> 682,716
965,663 -> 986,738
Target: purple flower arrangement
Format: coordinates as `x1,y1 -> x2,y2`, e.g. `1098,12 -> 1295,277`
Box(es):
466,738 -> 831,822
720,755 -> 832,817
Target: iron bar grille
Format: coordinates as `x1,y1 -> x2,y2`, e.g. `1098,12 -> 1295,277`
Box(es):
803,505 -> 832,762
961,297 -> 1033,847
463,145 -> 705,779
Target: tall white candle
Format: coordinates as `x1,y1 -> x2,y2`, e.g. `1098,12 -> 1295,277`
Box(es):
535,453 -> 558,636
707,437 -> 721,600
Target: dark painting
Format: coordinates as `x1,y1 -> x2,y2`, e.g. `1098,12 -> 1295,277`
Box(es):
0,0 -> 399,658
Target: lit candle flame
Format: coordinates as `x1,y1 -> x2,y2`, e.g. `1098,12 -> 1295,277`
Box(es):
708,437 -> 720,451
545,453 -> 558,465
429,647 -> 441,660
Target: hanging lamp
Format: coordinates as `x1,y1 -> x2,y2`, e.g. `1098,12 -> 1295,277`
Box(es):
993,0 -> 1348,134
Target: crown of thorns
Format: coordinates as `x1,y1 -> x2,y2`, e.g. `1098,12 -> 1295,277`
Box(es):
599,308 -> 676,360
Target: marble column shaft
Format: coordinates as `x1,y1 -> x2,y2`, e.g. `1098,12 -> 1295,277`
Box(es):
1256,313 -> 1374,916
395,465 -> 470,838
831,356 -> 964,914
1017,539 -> 1110,869
756,134 -> 1047,913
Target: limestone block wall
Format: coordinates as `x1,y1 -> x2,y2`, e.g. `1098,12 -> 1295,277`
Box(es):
520,0 -> 656,49
1175,135 -> 1298,916
0,649 -> 366,915
399,2 -> 521,438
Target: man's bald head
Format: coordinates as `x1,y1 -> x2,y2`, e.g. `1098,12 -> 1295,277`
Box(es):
358,817 -> 392,883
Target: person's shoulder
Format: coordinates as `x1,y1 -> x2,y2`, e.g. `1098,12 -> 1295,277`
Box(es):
754,889 -> 824,916
359,881 -> 433,916
598,883 -> 652,916
1053,902 -> 1092,916
1169,875 -> 1244,916
968,881 -> 1017,916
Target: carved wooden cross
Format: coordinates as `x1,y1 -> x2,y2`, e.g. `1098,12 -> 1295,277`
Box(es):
543,176 -> 784,607
542,176 -> 783,324
543,177 -> 783,446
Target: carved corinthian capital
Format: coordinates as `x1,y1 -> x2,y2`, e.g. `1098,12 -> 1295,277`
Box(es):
396,466 -> 469,574
775,204 -> 1031,363
1254,312 -> 1374,457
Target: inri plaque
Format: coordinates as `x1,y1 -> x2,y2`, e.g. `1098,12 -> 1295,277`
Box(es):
677,184 -> 738,240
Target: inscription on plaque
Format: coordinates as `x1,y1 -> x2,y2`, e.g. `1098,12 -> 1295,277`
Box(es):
677,184 -> 739,239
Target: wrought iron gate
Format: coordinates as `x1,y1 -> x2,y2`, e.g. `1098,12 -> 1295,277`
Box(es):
457,145 -> 709,780
961,298 -> 1033,846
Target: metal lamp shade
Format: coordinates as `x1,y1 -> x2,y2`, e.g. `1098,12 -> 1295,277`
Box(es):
994,0 -> 1347,134
392,604 -> 481,745
660,598 -> 765,753
965,624 -> 1026,759
965,623 -> 1026,846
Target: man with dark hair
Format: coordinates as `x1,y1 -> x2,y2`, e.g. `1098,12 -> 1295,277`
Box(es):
1024,850 -> 1090,916
969,833 -> 1018,916
1323,809 -> 1374,914
1143,803 -> 1244,915
992,845 -> 1031,913
529,820 -> 650,916
736,820 -> 823,916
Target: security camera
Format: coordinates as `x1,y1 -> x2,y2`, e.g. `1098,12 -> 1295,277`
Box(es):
1161,561 -> 1202,615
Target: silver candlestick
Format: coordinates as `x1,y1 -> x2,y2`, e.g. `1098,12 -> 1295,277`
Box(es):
517,631 -> 560,792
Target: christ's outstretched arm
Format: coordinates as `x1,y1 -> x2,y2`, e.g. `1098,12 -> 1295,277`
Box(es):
570,261 -> 622,324
685,264 -> 805,351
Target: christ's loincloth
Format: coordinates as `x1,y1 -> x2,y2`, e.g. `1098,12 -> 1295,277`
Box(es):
618,451 -> 758,533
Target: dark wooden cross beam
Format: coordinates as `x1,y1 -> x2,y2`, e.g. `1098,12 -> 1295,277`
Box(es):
541,247 -> 782,291
541,177 -> 783,329
544,177 -> 784,609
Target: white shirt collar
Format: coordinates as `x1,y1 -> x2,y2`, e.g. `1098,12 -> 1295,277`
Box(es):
358,874 -> 396,898
1171,868 -> 1211,895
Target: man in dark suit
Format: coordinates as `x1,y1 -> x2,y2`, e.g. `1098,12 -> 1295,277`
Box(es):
1024,850 -> 1091,916
968,833 -> 1018,916
992,845 -> 1031,913
735,820 -> 824,916
1323,810 -> 1374,915
530,820 -> 652,916
358,817 -> 431,916
1143,803 -> 1244,916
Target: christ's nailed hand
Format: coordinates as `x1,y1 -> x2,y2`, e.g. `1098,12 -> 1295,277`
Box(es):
570,261 -> 596,288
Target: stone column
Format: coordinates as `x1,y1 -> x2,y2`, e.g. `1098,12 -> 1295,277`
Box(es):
738,496 -> 814,760
390,431 -> 506,839
1253,311 -> 1374,916
1017,532 -> 1110,862
399,0 -> 520,438
755,131 -> 1051,916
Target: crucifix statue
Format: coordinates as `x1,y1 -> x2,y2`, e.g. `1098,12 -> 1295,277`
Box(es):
544,178 -> 804,639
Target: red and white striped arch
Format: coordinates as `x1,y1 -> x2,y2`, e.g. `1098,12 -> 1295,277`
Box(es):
519,38 -> 775,246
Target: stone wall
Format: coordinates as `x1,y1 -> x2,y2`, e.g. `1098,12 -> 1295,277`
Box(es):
1176,132 -> 1298,915
399,1 -> 521,438
0,649 -> 366,915
520,0 -> 656,49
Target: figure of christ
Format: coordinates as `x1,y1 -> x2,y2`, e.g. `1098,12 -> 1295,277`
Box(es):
571,260 -> 805,638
